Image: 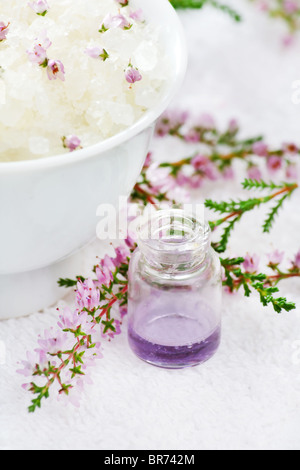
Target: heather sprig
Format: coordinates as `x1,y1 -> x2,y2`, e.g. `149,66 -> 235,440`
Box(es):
250,0 -> 300,37
221,255 -> 299,313
18,241 -> 136,412
156,112 -> 299,184
207,179 -> 298,252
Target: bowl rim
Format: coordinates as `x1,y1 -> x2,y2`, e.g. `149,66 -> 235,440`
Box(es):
0,1 -> 188,174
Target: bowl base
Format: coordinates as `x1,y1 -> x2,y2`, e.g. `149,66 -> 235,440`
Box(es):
0,250 -> 86,320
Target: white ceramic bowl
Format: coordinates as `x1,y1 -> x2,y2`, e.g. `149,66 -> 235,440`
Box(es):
0,0 -> 187,319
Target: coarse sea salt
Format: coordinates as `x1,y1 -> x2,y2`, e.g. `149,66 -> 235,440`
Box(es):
0,0 -> 170,162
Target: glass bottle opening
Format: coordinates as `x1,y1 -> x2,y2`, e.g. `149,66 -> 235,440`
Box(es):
137,209 -> 211,270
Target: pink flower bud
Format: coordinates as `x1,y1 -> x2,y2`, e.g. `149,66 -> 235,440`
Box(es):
28,0 -> 49,15
0,22 -> 10,42
27,44 -> 48,65
294,250 -> 300,269
243,254 -> 260,273
252,141 -> 269,157
286,164 -> 298,180
267,250 -> 284,266
191,154 -> 218,180
283,0 -> 298,14
85,46 -> 109,61
125,64 -> 142,84
267,155 -> 282,172
76,278 -> 100,312
247,165 -> 262,181
196,113 -> 215,130
63,135 -> 81,152
228,118 -> 239,134
100,13 -> 132,32
115,0 -> 129,6
47,59 -> 65,81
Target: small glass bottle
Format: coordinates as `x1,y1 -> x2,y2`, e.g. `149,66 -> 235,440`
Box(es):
127,209 -> 222,369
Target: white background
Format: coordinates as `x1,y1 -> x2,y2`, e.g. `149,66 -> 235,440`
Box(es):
0,0 -> 300,450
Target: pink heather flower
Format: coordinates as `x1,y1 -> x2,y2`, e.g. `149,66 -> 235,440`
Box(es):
96,262 -> 114,287
293,250 -> 300,269
247,165 -> 262,181
16,351 -> 38,377
57,306 -> 95,335
191,154 -> 218,180
27,44 -> 48,65
156,110 -> 189,137
176,171 -> 191,187
228,118 -> 239,134
47,59 -> 65,81
189,174 -> 204,189
129,9 -> 144,22
120,305 -> 128,319
243,254 -> 260,273
102,254 -> 116,273
63,135 -> 81,152
267,250 -> 284,266
282,142 -> 298,154
95,254 -> 116,287
85,46 -> 109,61
27,33 -> 51,66
267,155 -> 282,172
144,152 -> 152,168
125,64 -> 142,84
283,0 -> 298,14
223,285 -> 236,295
252,141 -> 269,157
196,113 -> 215,130
100,13 -> 132,32
223,166 -> 235,180
116,0 -> 129,6
286,164 -> 298,180
184,129 -> 200,143
28,0 -> 49,15
76,278 -> 100,312
0,22 -> 10,42
37,328 -> 69,356
125,232 -> 138,250
114,245 -> 131,267
282,34 -> 295,47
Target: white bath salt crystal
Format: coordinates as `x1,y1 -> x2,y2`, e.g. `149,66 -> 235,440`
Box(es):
133,41 -> 158,72
0,0 -> 170,162
105,101 -> 135,126
29,137 -> 50,155
135,85 -> 162,109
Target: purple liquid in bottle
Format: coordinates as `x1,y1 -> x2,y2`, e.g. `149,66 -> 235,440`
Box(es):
127,209 -> 222,369
128,293 -> 221,369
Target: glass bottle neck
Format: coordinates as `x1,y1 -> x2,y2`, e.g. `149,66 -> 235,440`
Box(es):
137,209 -> 211,273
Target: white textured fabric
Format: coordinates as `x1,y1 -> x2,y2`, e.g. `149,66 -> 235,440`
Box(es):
0,0 -> 300,450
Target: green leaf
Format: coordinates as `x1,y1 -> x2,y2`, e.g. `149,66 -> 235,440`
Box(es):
263,193 -> 290,233
58,276 -> 85,288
